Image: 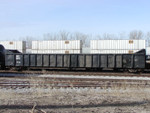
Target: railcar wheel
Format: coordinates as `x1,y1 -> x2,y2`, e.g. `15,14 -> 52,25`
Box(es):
0,64 -> 5,70
128,69 -> 144,73
128,69 -> 138,73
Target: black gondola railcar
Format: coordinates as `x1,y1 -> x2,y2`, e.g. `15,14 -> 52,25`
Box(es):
4,49 -> 146,72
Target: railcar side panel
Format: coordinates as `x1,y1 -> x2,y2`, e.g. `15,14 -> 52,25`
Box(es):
134,55 -> 145,68
50,55 -> 56,67
78,55 -> 85,67
37,54 -> 42,67
85,55 -> 92,68
64,55 -> 70,67
71,55 -> 77,67
30,55 -> 36,67
92,55 -> 99,68
123,55 -> 133,68
5,54 -> 15,66
100,55 -> 107,68
24,54 -> 29,66
116,55 -> 122,68
43,55 -> 49,67
57,55 -> 63,67
108,55 -> 115,68
15,54 -> 23,66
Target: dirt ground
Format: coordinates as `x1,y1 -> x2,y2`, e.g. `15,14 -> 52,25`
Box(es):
0,86 -> 150,113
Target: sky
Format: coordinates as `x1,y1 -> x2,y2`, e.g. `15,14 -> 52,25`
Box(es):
0,0 -> 150,40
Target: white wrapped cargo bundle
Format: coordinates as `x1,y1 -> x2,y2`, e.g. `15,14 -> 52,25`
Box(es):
0,41 -> 26,53
32,40 -> 82,50
90,40 -> 145,50
91,49 -> 140,54
31,40 -> 82,54
90,40 -> 145,54
31,49 -> 81,54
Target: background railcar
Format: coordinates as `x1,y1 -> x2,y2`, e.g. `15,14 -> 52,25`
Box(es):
0,45 -> 5,69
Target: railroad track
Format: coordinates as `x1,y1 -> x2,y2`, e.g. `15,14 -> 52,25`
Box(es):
0,77 -> 150,89
1,70 -> 150,77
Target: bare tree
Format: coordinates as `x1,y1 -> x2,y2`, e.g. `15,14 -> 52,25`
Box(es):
43,33 -> 52,40
72,32 -> 89,47
96,35 -> 103,40
59,31 -> 69,40
146,32 -> 150,47
103,33 -> 118,39
118,32 -> 126,39
43,33 -> 58,40
21,36 -> 34,49
129,30 -> 144,39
